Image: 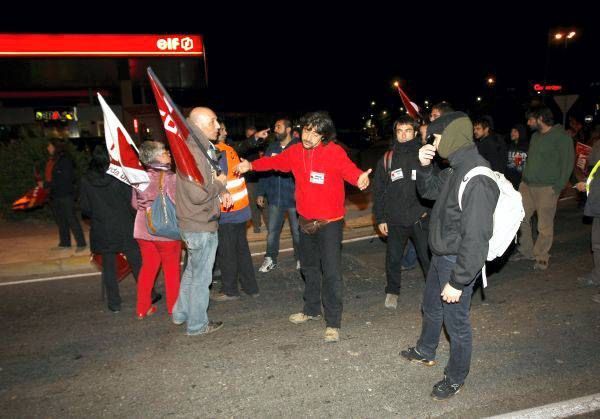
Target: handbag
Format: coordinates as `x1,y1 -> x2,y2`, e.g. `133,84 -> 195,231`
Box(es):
91,253 -> 132,282
298,216 -> 331,235
146,172 -> 181,240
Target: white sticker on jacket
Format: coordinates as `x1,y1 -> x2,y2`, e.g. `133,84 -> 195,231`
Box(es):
411,170 -> 417,180
271,153 -> 278,156
310,171 -> 325,184
390,168 -> 404,182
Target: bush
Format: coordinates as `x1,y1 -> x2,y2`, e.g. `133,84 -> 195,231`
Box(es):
0,138 -> 90,220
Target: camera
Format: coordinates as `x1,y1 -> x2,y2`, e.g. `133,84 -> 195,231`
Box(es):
425,133 -> 436,145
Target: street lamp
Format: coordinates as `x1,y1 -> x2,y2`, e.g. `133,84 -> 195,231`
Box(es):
553,30 -> 577,47
486,76 -> 495,86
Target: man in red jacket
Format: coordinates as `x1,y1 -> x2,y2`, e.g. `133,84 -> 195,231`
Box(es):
236,111 -> 371,343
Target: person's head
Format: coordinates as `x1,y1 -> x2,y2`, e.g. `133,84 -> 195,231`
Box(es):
419,124 -> 429,145
430,102 -> 454,121
188,107 -> 221,140
426,111 -> 474,159
511,124 -> 527,143
274,118 -> 292,142
300,111 -> 336,149
245,125 -> 257,139
89,145 -> 110,174
526,106 -> 554,131
473,117 -> 492,140
48,138 -> 66,157
393,115 -> 418,143
217,122 -> 228,143
139,141 -> 171,167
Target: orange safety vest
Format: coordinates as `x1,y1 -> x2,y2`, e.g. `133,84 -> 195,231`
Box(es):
215,143 -> 250,212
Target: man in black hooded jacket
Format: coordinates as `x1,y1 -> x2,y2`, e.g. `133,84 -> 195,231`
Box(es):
400,111 -> 500,400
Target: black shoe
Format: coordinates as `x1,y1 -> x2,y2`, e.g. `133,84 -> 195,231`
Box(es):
400,347 -> 435,366
108,305 -> 121,313
431,376 -> 463,401
151,293 -> 162,305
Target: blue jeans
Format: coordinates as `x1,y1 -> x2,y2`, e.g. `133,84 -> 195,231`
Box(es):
172,231 -> 218,335
416,254 -> 476,385
266,205 -> 300,262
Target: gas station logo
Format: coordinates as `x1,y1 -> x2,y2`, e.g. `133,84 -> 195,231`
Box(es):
156,37 -> 194,52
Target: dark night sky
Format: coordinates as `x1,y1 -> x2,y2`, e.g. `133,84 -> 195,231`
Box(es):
5,4 -> 597,128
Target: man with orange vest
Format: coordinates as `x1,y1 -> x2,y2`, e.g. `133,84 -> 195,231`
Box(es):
211,122 -> 259,301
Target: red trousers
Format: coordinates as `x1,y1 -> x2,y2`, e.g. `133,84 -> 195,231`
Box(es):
136,239 -> 182,316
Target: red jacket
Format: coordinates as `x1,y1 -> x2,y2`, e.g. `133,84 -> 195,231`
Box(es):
251,142 -> 363,219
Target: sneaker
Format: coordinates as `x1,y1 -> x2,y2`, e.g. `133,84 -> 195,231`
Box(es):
431,376 -> 463,401
324,327 -> 340,343
510,251 -> 534,262
107,305 -> 121,313
400,347 -> 435,366
533,260 -> 549,270
210,292 -> 240,302
75,245 -> 88,253
187,320 -> 224,336
296,260 -> 301,270
385,293 -> 398,309
171,316 -> 185,326
592,294 -> 600,304
401,264 -> 416,271
259,257 -> 276,273
51,245 -> 71,251
578,273 -> 600,287
289,312 -> 322,324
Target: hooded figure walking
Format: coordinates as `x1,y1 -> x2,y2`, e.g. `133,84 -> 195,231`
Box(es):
399,112 -> 500,400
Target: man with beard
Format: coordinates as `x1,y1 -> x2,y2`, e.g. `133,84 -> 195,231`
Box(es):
510,106 -> 574,270
256,118 -> 301,273
235,111 -> 371,343
473,116 -> 507,174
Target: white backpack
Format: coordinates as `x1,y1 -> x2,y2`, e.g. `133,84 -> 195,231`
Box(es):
458,166 -> 525,287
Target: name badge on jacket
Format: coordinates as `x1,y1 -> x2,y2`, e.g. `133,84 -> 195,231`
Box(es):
411,170 -> 417,180
310,171 -> 325,184
390,168 -> 403,182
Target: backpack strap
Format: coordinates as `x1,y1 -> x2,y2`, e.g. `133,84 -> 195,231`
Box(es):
458,166 -> 495,210
384,150 -> 393,173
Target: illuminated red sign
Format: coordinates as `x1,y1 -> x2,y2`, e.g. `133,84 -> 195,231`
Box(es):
533,83 -> 562,92
0,34 -> 203,57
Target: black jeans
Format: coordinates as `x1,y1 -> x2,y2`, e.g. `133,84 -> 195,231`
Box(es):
50,196 -> 86,247
216,222 -> 259,296
385,221 -> 430,295
102,246 -> 142,310
298,219 -> 344,328
416,254 -> 476,385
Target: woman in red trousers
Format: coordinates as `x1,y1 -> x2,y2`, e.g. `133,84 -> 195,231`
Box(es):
132,141 -> 181,319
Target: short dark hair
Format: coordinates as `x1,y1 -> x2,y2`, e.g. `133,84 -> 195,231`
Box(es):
277,118 -> 292,130
89,145 -> 109,174
432,101 -> 454,115
526,106 -> 554,126
49,138 -> 67,155
393,115 -> 418,132
300,111 -> 336,143
473,117 -> 492,131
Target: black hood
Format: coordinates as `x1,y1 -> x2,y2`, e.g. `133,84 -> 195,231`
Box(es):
85,170 -> 114,187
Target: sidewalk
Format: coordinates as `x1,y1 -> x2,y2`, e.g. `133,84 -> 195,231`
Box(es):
0,192 -> 375,279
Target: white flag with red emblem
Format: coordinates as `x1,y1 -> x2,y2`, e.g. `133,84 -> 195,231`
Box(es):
98,93 -> 149,191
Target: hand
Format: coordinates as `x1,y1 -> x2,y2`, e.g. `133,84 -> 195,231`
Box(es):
220,192 -> 233,209
37,180 -> 43,188
357,169 -> 372,190
575,181 -> 587,192
257,196 -> 266,208
255,128 -> 270,140
378,223 -> 388,236
577,157 -> 586,171
419,144 -> 436,166
235,158 -> 253,175
441,283 -> 462,303
215,173 -> 227,186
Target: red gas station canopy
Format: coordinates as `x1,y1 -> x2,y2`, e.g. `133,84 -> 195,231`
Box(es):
0,34 -> 203,57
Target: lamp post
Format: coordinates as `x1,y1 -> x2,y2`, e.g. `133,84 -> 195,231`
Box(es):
542,29 -> 577,101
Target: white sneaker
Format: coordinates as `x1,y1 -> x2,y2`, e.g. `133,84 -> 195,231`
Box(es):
258,257 -> 276,273
324,327 -> 340,343
385,293 -> 398,309
296,260 -> 301,270
289,312 -> 322,324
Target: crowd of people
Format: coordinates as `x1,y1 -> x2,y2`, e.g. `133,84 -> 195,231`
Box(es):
39,101 -> 600,401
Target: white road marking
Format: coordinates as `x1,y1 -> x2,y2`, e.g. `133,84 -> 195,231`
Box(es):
487,392 -> 600,418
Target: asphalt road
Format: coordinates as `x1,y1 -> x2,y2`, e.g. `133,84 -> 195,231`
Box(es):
1,202 -> 600,418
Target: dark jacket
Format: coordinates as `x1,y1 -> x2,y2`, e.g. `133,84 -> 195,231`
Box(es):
46,154 -> 77,198
372,139 -> 430,226
80,171 -> 138,254
584,173 -> 600,218
256,138 -> 299,209
476,133 -> 507,174
417,144 -> 499,289
506,125 -> 529,189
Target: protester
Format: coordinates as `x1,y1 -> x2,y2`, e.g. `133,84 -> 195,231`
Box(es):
236,111 -> 372,343
473,116 -> 507,173
132,141 -> 181,319
400,111 -> 499,400
211,122 -> 259,301
80,146 -> 143,313
429,102 -> 454,122
171,107 -> 229,336
505,124 -> 529,189
510,106 -> 575,270
41,139 -> 87,251
256,118 -> 301,272
373,115 -> 431,310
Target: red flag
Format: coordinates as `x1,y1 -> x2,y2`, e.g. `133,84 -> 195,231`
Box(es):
12,186 -> 48,211
147,68 -> 204,185
395,84 -> 422,121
